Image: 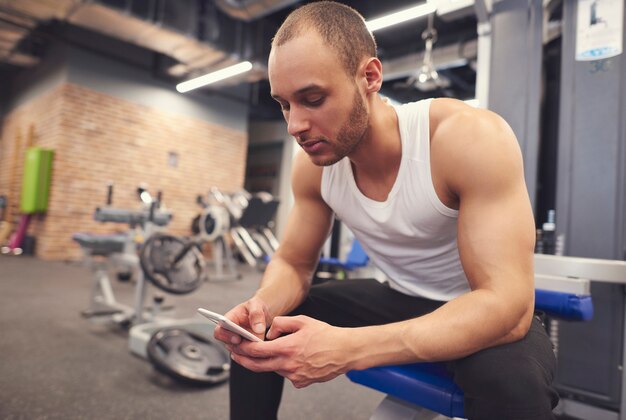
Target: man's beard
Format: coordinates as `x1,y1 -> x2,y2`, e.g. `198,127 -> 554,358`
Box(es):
313,90 -> 369,166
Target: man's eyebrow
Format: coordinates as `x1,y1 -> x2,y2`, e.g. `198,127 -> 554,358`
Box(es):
294,84 -> 324,95
271,84 -> 324,101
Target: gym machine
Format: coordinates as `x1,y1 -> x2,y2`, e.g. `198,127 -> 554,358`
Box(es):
203,187 -> 280,269
73,184 -> 177,326
73,184 -> 229,386
191,194 -> 240,281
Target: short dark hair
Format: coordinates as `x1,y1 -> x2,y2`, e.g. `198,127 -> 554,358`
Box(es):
272,1 -> 377,76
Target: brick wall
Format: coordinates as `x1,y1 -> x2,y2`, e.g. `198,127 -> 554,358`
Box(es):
0,83 -> 247,260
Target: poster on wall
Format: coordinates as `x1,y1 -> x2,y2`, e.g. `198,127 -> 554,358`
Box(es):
575,0 -> 624,61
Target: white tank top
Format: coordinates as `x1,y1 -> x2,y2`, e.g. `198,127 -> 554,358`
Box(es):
320,99 -> 470,301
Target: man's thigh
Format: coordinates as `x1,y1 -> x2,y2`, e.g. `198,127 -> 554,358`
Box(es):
290,278 -> 445,327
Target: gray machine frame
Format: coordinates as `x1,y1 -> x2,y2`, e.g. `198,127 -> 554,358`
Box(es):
477,0 -> 626,416
551,0 -> 626,417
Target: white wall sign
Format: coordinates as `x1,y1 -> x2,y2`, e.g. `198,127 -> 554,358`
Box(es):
576,0 -> 624,61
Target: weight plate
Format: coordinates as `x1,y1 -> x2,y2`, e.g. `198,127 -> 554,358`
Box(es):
147,328 -> 230,386
199,206 -> 230,242
139,234 -> 203,294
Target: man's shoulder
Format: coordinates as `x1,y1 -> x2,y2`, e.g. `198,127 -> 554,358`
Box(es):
292,150 -> 325,198
429,98 -> 514,149
428,99 -> 522,196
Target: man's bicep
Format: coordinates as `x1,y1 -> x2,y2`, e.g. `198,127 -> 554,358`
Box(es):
457,181 -> 535,293
450,115 -> 535,299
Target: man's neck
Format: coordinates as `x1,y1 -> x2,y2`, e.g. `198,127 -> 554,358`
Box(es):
349,95 -> 402,177
347,95 -> 403,202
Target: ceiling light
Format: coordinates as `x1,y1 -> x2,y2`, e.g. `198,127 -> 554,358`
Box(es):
366,2 -> 437,32
176,61 -> 253,93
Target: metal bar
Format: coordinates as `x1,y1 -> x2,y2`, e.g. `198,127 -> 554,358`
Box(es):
534,254 -> 626,284
132,270 -> 148,324
534,274 -> 590,295
235,226 -> 263,258
262,227 -> 280,251
230,229 -> 257,267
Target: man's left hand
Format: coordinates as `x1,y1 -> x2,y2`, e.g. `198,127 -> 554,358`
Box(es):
227,315 -> 351,388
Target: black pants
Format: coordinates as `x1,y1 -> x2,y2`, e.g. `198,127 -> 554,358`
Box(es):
230,279 -> 559,420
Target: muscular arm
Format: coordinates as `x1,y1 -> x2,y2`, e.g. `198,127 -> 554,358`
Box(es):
253,150 -> 334,320
346,103 -> 536,368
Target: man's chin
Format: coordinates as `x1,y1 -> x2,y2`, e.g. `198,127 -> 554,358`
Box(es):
307,153 -> 342,167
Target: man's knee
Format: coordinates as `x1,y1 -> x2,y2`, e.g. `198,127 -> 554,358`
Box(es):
452,330 -> 559,418
461,356 -> 556,403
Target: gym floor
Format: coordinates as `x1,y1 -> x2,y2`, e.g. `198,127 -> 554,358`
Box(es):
0,256 -> 382,420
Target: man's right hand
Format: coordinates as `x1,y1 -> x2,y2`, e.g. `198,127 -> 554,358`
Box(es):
214,296 -> 271,344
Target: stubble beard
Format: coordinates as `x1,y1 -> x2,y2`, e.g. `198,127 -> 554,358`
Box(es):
311,90 -> 369,167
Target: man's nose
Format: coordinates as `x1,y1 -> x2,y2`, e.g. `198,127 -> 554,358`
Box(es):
287,108 -> 310,138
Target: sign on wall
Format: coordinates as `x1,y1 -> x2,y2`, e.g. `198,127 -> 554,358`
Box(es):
576,0 -> 624,61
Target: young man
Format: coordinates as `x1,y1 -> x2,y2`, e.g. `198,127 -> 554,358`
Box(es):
214,2 -> 558,419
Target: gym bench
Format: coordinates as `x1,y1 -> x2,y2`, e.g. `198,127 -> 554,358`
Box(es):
347,255 -> 596,420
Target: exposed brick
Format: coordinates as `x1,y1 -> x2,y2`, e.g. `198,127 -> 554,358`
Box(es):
0,83 -> 248,260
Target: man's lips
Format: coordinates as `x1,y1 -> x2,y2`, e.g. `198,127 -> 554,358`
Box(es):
299,139 -> 325,153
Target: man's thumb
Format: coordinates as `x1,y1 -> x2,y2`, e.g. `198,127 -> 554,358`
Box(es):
248,300 -> 267,334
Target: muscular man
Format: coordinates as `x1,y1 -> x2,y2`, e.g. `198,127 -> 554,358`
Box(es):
215,2 -> 558,419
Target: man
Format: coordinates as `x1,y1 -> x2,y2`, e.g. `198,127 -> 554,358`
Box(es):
214,2 -> 558,419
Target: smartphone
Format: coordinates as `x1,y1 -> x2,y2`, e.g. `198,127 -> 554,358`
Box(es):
197,308 -> 263,342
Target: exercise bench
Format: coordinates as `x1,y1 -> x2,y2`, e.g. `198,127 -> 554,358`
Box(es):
347,256 -> 594,419
316,239 -> 370,281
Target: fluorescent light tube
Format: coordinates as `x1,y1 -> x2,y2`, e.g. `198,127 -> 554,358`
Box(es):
176,61 -> 253,93
366,2 -> 437,32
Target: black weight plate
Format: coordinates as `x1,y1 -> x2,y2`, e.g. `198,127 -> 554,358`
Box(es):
139,234 -> 203,294
147,328 -> 230,386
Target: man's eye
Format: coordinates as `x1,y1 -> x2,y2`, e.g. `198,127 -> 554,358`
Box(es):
305,97 -> 324,107
279,103 -> 290,111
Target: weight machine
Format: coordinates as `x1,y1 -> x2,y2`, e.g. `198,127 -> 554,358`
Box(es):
74,184 -> 229,386
73,184 -> 177,326
202,187 -> 280,269
191,194 -> 240,281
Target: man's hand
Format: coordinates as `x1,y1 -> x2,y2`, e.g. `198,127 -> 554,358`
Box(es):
214,297 -> 271,344
227,315 -> 352,389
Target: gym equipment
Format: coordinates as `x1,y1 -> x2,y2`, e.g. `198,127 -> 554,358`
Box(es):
73,231 -> 141,325
139,233 -> 204,294
191,195 -> 239,281
192,203 -> 230,243
74,184 -> 178,326
146,327 -> 230,386
76,184 -> 229,386
4,214 -> 31,255
346,254 -> 598,419
3,147 -> 54,255
238,192 -> 280,260
207,187 -> 280,269
129,315 -> 231,386
316,239 -> 369,281
20,148 -> 54,214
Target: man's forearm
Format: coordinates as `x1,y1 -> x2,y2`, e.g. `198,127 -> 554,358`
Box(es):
346,289 -> 533,370
254,256 -> 313,320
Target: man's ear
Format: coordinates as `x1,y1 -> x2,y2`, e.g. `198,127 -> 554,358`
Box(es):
362,57 -> 383,93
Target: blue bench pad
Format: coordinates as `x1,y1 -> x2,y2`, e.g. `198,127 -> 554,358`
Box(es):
534,289 -> 593,321
346,290 -> 593,418
346,362 -> 465,418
